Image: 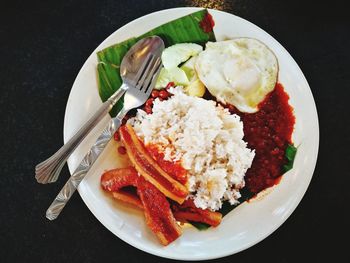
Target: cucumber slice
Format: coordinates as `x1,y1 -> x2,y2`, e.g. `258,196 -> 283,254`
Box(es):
162,43 -> 203,69
181,56 -> 197,81
155,67 -> 189,89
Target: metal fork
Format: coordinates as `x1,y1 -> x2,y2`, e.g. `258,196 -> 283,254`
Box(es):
45,54 -> 162,220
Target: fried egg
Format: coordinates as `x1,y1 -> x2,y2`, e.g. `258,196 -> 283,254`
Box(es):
195,38 -> 278,113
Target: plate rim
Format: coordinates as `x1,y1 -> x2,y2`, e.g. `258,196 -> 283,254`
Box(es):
63,7 -> 319,260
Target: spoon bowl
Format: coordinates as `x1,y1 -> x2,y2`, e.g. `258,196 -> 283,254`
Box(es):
121,36 -> 164,86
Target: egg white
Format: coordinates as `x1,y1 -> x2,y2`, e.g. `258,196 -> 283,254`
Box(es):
195,38 -> 278,113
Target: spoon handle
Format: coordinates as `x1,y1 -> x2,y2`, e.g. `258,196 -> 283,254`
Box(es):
35,84 -> 128,184
45,112 -> 125,220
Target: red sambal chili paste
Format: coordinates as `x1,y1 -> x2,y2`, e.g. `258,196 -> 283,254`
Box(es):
229,83 -> 295,194
199,13 -> 215,33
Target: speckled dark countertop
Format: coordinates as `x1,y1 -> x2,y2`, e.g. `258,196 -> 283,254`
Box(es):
0,0 -> 349,262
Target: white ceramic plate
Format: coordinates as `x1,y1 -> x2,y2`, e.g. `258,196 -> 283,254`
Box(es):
63,7 -> 319,260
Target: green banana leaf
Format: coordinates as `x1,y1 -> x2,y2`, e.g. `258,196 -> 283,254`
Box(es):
96,9 -> 215,117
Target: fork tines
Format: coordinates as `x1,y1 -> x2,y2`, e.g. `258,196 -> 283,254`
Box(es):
135,54 -> 162,95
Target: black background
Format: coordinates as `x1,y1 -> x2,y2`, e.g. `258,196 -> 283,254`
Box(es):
1,0 -> 349,262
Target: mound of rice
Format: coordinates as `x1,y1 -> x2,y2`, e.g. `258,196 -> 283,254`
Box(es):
129,87 -> 255,211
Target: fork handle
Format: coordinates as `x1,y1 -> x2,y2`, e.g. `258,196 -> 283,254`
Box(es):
45,111 -> 126,220
35,84 -> 128,184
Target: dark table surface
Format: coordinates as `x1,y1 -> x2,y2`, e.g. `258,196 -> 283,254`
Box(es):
1,0 -> 349,262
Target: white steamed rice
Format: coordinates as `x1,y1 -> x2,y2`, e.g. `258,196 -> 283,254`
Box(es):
128,87 -> 255,211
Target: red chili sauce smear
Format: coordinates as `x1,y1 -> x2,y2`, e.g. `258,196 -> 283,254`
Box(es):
146,144 -> 188,185
229,83 -> 295,194
199,13 -> 215,33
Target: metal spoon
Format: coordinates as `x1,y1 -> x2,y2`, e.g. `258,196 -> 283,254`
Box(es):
35,36 -> 164,184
